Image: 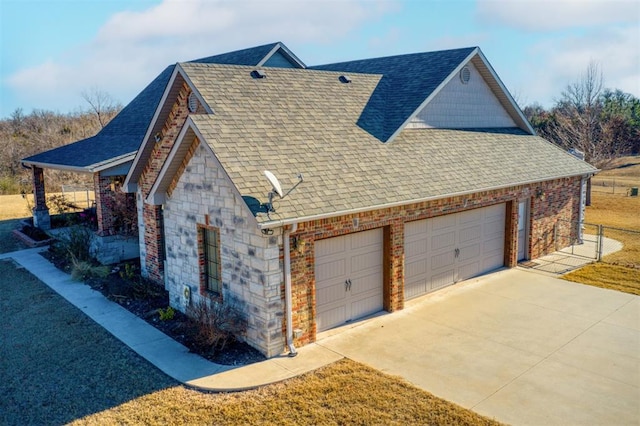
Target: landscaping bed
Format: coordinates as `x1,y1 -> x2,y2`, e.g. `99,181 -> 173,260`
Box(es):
43,244 -> 265,366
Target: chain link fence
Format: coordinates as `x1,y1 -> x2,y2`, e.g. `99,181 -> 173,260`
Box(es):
61,185 -> 95,209
591,177 -> 639,197
555,220 -> 639,268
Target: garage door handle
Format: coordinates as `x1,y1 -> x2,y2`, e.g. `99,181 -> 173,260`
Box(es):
345,279 -> 352,291
455,248 -> 460,258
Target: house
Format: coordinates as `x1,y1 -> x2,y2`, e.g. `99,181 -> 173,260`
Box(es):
20,42 -> 303,264
120,43 -> 597,357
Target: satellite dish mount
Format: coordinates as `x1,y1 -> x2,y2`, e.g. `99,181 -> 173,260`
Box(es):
264,170 -> 303,212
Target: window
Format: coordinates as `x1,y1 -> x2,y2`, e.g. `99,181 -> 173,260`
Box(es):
201,226 -> 222,295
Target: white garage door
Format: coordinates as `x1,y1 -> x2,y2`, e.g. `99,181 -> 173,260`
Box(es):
404,204 -> 506,300
315,228 -> 384,332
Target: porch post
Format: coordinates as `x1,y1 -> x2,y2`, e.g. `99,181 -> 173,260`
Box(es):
32,166 -> 50,230
94,172 -> 112,236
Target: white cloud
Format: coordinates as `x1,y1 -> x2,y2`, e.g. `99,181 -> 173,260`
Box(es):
518,25 -> 639,107
6,0 -> 395,112
477,0 -> 639,31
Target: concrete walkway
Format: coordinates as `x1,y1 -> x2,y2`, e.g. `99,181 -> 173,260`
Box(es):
2,247 -> 638,424
0,248 -> 342,391
316,268 -> 640,425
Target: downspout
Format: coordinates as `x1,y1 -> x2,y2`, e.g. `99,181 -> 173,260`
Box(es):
283,223 -> 298,357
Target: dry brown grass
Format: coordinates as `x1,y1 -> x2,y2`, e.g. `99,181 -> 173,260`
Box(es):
563,263 -> 640,295
563,156 -> 640,294
70,359 -> 499,426
0,191 -> 95,221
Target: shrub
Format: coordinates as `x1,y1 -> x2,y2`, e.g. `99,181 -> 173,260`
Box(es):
158,306 -> 175,321
61,225 -> 94,263
70,258 -> 110,281
47,194 -> 80,215
189,298 -> 246,354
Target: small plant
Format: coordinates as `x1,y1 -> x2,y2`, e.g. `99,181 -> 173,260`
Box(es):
70,257 -> 110,281
189,298 -> 246,354
158,306 -> 175,321
119,263 -> 136,281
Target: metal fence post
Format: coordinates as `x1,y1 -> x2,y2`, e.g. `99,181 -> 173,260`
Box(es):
597,225 -> 604,261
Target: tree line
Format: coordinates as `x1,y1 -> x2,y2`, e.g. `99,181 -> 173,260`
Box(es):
524,63 -> 640,168
0,90 -> 121,195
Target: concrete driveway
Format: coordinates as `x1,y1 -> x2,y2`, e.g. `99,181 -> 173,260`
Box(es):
316,268 -> 639,425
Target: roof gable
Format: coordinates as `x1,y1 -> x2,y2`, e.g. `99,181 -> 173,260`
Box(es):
311,47 -> 533,142
23,42 -> 301,172
407,61 -> 516,129
311,47 -> 477,142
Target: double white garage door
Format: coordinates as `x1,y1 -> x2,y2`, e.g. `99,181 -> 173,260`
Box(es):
315,204 -> 506,331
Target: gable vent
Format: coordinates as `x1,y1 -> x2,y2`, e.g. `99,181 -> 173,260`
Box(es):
460,66 -> 471,84
251,69 -> 266,79
339,75 -> 352,84
187,92 -> 199,113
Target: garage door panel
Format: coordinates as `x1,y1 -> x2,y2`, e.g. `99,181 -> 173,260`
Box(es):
351,271 -> 383,295
458,261 -> 480,281
459,208 -> 483,224
405,220 -> 428,239
315,259 -> 346,282
459,225 -> 481,243
431,269 -> 455,290
459,242 -> 481,261
432,214 -> 457,231
431,251 -> 455,270
317,281 -> 347,306
316,237 -> 346,258
406,258 -> 427,278
351,294 -> 383,319
431,230 -> 456,250
404,203 -> 506,300
405,239 -> 427,257
350,229 -> 382,249
351,251 -> 383,273
316,305 -> 346,331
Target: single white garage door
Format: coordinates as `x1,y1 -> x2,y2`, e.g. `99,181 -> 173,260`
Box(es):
404,204 -> 506,300
315,228 -> 384,332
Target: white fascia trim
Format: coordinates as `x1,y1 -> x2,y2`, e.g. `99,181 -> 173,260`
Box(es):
124,65 -> 181,190
145,117 -> 195,205
474,49 -> 535,135
177,63 -> 214,114
257,171 -> 596,230
385,48 -> 480,144
20,160 -> 91,174
257,43 -> 306,68
90,152 -> 136,173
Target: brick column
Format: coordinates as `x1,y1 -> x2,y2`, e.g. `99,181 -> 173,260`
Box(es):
32,166 -> 50,230
94,172 -> 114,236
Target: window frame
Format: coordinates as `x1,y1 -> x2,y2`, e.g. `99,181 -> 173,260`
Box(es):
199,224 -> 222,296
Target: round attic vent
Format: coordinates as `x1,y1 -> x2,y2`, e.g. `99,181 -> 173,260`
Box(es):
187,92 -> 198,113
460,66 -> 471,84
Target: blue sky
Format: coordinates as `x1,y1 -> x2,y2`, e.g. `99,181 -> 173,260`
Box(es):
1,0 -> 638,119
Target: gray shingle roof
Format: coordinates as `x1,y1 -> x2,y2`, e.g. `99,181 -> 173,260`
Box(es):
179,63 -> 596,225
22,43 -> 285,170
310,47 -> 476,142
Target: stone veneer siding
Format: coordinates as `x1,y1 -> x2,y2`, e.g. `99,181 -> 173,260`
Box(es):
163,143 -> 284,357
287,176 -> 582,347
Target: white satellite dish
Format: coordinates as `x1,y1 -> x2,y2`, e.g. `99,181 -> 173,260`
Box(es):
264,170 -> 284,198
262,170 -> 304,213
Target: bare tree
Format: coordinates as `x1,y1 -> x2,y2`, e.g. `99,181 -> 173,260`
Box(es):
81,87 -> 121,129
549,61 -> 611,166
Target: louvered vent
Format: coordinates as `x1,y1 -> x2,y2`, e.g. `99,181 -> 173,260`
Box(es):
188,92 -> 198,113
460,66 -> 471,84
